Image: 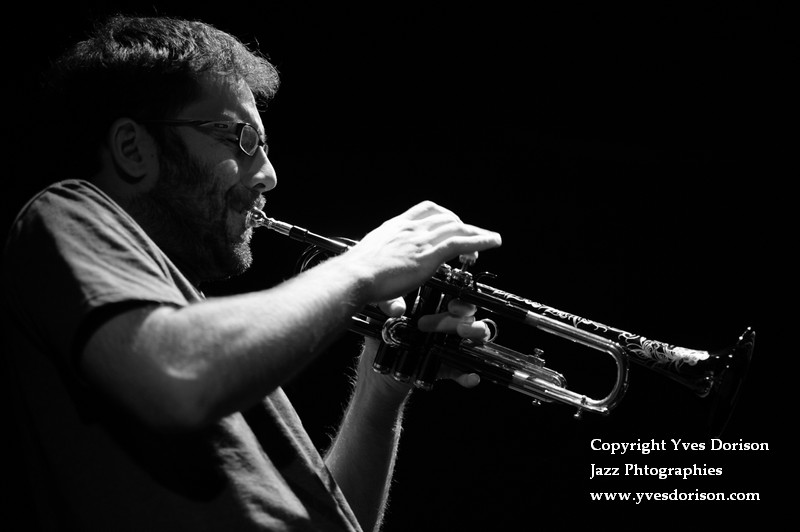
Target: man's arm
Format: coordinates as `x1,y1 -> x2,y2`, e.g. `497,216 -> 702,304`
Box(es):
323,338 -> 410,532
80,255 -> 373,431
325,303 -> 488,532
81,201 -> 502,432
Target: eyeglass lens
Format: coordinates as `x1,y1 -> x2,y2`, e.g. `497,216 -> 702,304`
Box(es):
240,125 -> 261,156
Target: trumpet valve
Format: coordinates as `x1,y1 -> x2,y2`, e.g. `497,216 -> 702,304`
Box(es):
445,266 -> 474,289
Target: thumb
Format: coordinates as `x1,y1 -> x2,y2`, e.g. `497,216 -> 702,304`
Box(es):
377,297 -> 407,317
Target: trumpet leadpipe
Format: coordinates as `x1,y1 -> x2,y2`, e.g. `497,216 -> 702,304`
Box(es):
246,208 -> 350,254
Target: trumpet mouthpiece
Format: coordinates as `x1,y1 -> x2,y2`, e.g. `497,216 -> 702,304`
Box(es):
245,208 -> 294,237
245,208 -> 268,229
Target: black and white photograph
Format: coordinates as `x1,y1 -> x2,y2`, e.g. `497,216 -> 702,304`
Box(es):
3,2 -> 789,530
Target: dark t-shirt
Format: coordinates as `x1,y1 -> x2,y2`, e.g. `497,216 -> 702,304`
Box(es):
1,180 -> 360,531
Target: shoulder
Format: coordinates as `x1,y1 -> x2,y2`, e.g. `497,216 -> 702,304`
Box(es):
20,179 -> 126,222
4,179 -> 176,292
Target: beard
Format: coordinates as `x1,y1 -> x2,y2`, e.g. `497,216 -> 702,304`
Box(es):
126,142 -> 255,283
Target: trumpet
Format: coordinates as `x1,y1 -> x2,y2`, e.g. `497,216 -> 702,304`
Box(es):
246,209 -> 755,436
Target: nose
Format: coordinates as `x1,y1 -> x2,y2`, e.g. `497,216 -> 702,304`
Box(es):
243,147 -> 277,192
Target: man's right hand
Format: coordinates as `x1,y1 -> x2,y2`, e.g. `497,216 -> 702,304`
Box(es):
341,201 -> 502,306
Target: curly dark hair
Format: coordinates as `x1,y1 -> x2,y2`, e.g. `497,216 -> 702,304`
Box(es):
44,14 -> 280,178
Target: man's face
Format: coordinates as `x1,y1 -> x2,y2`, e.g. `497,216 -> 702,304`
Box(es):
142,78 -> 277,282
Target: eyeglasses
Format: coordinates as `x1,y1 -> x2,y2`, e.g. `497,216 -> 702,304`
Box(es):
142,119 -> 267,157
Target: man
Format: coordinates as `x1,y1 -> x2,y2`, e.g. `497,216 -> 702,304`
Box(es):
2,14 -> 501,531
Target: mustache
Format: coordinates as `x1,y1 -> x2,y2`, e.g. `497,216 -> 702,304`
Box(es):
254,194 -> 266,211
228,187 -> 266,214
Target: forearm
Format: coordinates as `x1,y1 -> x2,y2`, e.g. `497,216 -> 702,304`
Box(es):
183,285 -> 354,417
324,344 -> 411,532
82,254 -> 372,430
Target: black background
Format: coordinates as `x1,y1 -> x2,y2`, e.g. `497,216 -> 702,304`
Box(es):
5,1 -> 792,529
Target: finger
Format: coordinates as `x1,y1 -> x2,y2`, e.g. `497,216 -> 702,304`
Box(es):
454,373 -> 481,388
417,314 -> 490,339
437,365 -> 481,388
417,313 -> 473,333
456,318 -> 491,340
377,297 -> 406,317
447,299 -> 477,317
440,231 -> 503,253
421,221 -> 502,255
459,251 -> 479,264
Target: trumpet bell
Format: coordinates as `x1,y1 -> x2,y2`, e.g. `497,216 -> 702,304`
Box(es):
703,328 -> 755,436
646,327 -> 754,436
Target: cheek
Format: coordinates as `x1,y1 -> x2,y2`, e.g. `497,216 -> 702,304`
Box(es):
208,160 -> 243,208
209,161 -> 251,217
211,159 -> 242,185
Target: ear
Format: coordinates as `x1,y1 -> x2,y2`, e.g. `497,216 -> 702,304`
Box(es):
107,118 -> 159,185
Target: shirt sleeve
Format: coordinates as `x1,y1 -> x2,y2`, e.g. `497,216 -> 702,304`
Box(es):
3,181 -> 195,369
